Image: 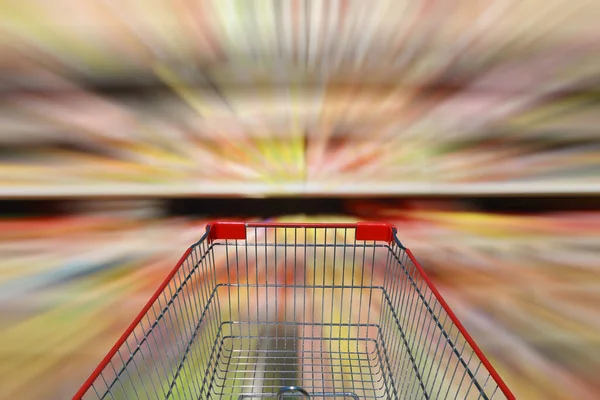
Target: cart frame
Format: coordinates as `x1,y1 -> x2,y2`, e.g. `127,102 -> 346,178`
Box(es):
74,221 -> 514,400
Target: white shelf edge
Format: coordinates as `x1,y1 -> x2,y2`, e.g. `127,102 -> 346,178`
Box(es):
1,182 -> 599,198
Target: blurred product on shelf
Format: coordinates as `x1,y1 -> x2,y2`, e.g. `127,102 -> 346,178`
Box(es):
1,87 -> 599,196
1,205 -> 598,399
348,200 -> 600,399
0,0 -> 599,197
0,208 -> 208,399
0,0 -> 598,87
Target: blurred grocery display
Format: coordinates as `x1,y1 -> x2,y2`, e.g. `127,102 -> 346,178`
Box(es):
349,200 -> 600,399
0,0 -> 599,196
0,0 -> 598,86
1,202 -> 599,399
1,0 -> 599,399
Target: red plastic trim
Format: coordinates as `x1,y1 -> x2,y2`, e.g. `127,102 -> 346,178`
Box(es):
356,222 -> 395,243
208,221 -> 247,241
404,248 -> 516,400
73,247 -> 193,400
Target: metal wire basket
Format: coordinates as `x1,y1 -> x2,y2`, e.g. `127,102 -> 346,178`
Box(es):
75,222 -> 514,400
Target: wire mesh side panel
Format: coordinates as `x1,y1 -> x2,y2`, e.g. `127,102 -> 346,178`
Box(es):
380,240 -> 508,400
81,237 -> 222,400
207,226 -> 395,399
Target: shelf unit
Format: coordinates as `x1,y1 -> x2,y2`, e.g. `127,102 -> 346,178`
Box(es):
2,181 -> 600,199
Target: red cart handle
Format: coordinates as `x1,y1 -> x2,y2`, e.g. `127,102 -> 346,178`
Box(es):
208,221 -> 397,243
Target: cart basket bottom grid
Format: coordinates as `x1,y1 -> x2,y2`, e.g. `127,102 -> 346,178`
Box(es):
206,321 -> 388,399
155,283 -> 464,400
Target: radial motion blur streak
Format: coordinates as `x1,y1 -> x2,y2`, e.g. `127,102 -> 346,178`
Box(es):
0,0 -> 598,194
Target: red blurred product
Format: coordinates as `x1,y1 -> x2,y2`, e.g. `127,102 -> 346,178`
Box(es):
75,222 -> 514,400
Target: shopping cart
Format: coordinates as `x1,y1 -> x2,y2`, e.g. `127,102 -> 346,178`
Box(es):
74,222 -> 514,400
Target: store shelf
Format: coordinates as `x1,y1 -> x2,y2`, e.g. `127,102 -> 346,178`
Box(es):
3,181 -> 600,199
